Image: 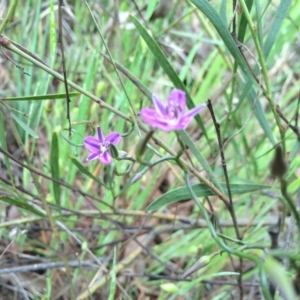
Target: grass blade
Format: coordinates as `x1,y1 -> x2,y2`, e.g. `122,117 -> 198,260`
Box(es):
146,183 -> 268,212
11,113 -> 39,139
69,156 -> 105,187
263,0 -> 292,59
50,132 -> 61,213
179,130 -> 224,193
0,196 -> 44,217
3,92 -> 80,101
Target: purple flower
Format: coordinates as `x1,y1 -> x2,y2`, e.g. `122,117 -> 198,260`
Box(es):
140,89 -> 206,131
83,127 -> 121,165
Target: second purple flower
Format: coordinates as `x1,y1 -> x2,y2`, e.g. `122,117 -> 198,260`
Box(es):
140,89 -> 206,131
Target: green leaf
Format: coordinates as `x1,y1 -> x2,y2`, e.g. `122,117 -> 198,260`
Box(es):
130,15 -> 209,142
11,113 -> 39,139
146,183 -> 268,212
0,196 -> 45,217
179,130 -> 224,193
263,0 -> 292,60
69,156 -> 105,186
3,92 -> 80,101
50,132 -> 61,213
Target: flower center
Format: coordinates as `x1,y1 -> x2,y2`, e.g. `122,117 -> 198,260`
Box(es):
100,142 -> 110,153
166,104 -> 182,120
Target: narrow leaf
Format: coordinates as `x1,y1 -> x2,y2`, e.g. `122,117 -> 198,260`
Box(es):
146,183 -> 268,212
0,196 -> 44,217
11,114 -> 39,139
3,92 -> 80,101
69,156 -> 105,187
179,130 -> 224,193
50,132 -> 61,213
263,0 -> 292,60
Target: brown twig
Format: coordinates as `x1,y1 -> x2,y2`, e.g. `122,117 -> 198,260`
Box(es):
206,100 -> 239,238
276,105 -> 300,140
0,146 -> 113,209
207,99 -> 244,299
0,257 -> 109,275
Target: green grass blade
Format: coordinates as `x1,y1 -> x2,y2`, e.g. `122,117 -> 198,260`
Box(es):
50,132 -> 61,213
11,113 -> 39,139
69,156 -> 105,187
3,92 -> 80,101
179,130 -> 224,193
146,183 -> 269,212
131,15 -> 209,142
0,196 -> 45,217
263,0 -> 292,60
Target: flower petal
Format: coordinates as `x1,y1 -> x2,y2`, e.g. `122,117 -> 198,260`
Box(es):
84,136 -> 100,152
87,152 -> 100,161
141,108 -> 167,125
183,104 -> 206,119
167,89 -> 186,114
152,94 -> 166,116
96,127 -> 104,143
105,132 -> 121,145
175,116 -> 193,130
100,151 -> 112,165
141,108 -> 179,131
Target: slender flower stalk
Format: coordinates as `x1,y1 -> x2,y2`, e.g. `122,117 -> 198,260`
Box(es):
140,89 -> 206,131
83,127 -> 121,165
